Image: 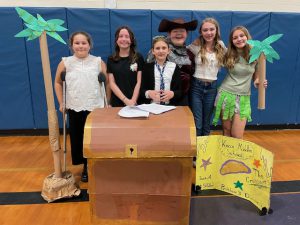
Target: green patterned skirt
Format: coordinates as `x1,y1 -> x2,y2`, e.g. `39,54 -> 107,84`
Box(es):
212,90 -> 252,125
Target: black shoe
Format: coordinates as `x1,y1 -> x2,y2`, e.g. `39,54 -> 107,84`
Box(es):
81,168 -> 88,182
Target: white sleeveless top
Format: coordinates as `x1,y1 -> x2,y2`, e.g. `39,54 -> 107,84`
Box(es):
63,55 -> 104,111
188,40 -> 225,81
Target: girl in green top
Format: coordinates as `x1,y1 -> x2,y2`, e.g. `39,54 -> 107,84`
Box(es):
213,26 -> 267,139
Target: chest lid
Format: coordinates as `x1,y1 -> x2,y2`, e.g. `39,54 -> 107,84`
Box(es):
84,106 -> 196,158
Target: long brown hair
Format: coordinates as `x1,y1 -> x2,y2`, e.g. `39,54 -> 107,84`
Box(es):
110,26 -> 138,63
224,26 -> 252,69
193,17 -> 225,66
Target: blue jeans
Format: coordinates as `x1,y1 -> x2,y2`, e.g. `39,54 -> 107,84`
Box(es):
190,78 -> 217,136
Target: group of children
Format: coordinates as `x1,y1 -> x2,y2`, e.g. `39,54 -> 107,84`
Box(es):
54,18 -> 267,182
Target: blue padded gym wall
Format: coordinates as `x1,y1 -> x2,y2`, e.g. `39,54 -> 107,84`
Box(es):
0,8 -> 35,129
0,7 -> 300,130
267,12 -> 300,125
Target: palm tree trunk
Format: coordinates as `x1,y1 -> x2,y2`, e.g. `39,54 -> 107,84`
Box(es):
39,32 -> 62,178
257,54 -> 266,110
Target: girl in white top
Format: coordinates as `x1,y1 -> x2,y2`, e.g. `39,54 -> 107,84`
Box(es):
139,36 -> 182,105
188,17 -> 226,136
54,31 -> 109,182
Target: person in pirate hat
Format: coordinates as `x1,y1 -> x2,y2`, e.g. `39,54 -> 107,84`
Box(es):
146,18 -> 198,106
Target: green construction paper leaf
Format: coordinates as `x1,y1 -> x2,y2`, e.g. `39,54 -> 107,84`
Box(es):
33,30 -> 43,37
247,40 -> 262,47
263,34 -> 283,45
46,23 -> 67,32
249,54 -> 259,64
262,45 -> 272,56
261,42 -> 268,50
250,46 -> 262,56
37,14 -> 48,27
46,31 -> 66,44
52,24 -> 67,32
45,23 -> 56,32
27,35 -> 39,41
264,46 -> 280,60
47,19 -> 65,26
272,51 -> 280,60
15,28 -> 33,38
15,7 -> 37,25
25,23 -> 43,32
24,31 -> 42,41
265,54 -> 274,63
45,23 -> 54,32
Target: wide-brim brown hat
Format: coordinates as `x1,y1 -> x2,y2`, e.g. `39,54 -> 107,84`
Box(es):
158,18 -> 198,32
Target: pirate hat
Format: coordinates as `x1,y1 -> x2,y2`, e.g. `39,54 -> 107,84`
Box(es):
158,18 -> 198,32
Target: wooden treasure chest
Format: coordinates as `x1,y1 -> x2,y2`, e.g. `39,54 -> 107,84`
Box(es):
84,106 -> 196,225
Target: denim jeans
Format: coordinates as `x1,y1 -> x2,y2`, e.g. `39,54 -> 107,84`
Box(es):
190,77 -> 217,136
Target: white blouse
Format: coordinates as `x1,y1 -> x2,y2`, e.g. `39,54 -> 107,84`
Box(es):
154,61 -> 176,91
188,41 -> 224,81
63,55 -> 104,112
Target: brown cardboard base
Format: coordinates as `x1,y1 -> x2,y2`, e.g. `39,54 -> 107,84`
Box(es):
90,194 -> 190,225
88,158 -> 192,225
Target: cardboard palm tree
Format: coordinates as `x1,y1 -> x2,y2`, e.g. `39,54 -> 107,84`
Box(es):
15,7 -> 80,202
247,34 -> 283,109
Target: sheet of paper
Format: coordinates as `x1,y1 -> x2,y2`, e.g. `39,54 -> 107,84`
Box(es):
136,103 -> 176,115
118,106 -> 149,118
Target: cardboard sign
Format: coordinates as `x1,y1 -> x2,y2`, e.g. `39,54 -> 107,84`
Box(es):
196,135 -> 274,210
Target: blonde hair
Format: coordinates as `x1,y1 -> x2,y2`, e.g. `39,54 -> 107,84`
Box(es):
224,26 -> 252,69
193,17 -> 225,66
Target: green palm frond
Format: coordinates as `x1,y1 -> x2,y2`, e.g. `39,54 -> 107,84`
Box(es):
265,54 -> 274,63
15,7 -> 38,25
47,19 -> 65,26
15,28 -> 33,38
249,54 -> 259,64
46,23 -> 68,32
249,46 -> 262,63
15,7 -> 67,45
25,23 -> 44,32
247,34 -> 283,63
15,28 -> 41,41
37,14 -> 48,29
27,32 -> 42,41
247,40 -> 261,46
47,31 -> 66,45
263,45 -> 280,59
262,34 -> 283,45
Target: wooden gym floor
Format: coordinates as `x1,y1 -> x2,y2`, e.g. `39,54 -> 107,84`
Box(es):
0,129 -> 299,225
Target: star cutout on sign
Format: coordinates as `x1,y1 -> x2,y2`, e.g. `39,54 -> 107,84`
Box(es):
253,159 -> 261,168
200,157 -> 212,171
234,180 -> 244,191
